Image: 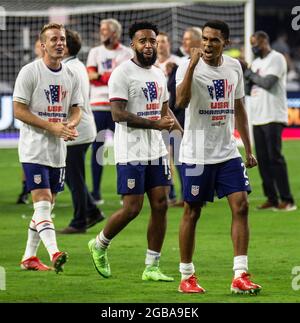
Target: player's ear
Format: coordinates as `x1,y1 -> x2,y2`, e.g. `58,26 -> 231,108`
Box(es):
224,39 -> 230,48
130,41 -> 134,49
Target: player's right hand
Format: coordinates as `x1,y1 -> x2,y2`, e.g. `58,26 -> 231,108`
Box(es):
189,48 -> 203,67
155,116 -> 174,131
48,122 -> 78,141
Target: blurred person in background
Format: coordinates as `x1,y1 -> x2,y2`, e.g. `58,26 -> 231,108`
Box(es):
59,29 -> 105,234
175,26 -> 202,58
86,18 -> 132,205
244,31 -> 297,211
155,31 -> 183,206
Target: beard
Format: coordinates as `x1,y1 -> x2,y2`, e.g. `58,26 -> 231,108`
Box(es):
135,49 -> 157,67
103,37 -> 112,47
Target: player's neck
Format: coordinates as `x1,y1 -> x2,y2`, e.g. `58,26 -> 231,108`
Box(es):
105,41 -> 120,50
131,58 -> 152,69
157,53 -> 170,63
261,47 -> 271,58
43,56 -> 62,70
203,55 -> 223,67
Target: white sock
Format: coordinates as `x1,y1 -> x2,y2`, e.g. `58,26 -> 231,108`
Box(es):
33,201 -> 59,260
145,249 -> 160,267
179,262 -> 195,280
233,255 -> 248,278
95,230 -> 111,250
22,219 -> 41,260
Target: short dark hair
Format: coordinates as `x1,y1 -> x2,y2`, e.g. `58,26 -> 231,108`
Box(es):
66,29 -> 81,56
203,20 -> 230,40
129,21 -> 159,39
253,30 -> 270,42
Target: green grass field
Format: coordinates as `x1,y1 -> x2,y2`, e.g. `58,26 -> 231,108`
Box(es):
0,141 -> 300,303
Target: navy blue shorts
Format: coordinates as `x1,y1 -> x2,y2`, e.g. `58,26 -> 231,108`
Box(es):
117,156 -> 172,195
93,111 -> 115,132
182,157 -> 251,203
22,163 -> 65,193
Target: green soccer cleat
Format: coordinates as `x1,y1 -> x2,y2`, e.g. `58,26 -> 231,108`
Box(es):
88,239 -> 111,278
142,266 -> 174,282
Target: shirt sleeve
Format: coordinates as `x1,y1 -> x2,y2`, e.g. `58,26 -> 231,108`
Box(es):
13,65 -> 34,105
235,61 -> 245,99
161,77 -> 169,103
175,58 -> 189,87
86,47 -> 97,68
70,71 -> 84,107
266,53 -> 286,78
108,67 -> 128,101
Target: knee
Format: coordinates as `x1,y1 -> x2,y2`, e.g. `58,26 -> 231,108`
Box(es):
151,197 -> 168,215
236,199 -> 249,216
183,205 -> 201,223
124,204 -> 142,220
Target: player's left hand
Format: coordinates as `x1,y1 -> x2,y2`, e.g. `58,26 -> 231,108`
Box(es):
245,153 -> 257,168
63,121 -> 79,141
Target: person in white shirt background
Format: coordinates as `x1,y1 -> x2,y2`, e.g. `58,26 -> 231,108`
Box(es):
175,26 -> 202,58
13,23 -> 82,273
86,18 -> 133,205
244,31 -> 297,212
155,31 -> 183,207
59,29 -> 105,234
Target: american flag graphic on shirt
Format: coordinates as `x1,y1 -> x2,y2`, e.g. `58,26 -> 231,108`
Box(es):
101,59 -> 113,70
44,85 -> 62,104
207,79 -> 232,101
142,82 -> 158,102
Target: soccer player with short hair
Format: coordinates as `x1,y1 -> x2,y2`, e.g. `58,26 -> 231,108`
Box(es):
88,21 -> 181,282
87,18 -> 133,205
176,20 -> 262,294
13,23 -> 83,273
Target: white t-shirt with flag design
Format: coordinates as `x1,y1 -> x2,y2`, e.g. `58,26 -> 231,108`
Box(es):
86,44 -> 133,111
13,58 -> 83,167
176,55 -> 244,164
108,59 -> 169,163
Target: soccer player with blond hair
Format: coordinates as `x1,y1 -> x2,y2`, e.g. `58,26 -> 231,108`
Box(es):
13,23 -> 82,273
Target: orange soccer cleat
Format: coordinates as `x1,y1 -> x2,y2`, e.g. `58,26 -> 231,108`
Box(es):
20,256 -> 52,271
178,274 -> 206,293
52,251 -> 68,274
231,272 -> 262,295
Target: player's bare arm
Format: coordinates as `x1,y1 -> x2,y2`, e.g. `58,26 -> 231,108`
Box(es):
234,98 -> 257,168
88,69 -> 99,81
176,48 -> 203,109
111,100 -> 174,130
62,105 -> 82,141
13,101 -> 78,140
67,105 -> 82,128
